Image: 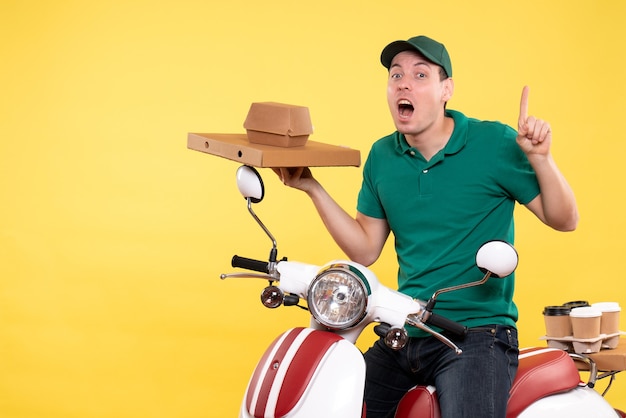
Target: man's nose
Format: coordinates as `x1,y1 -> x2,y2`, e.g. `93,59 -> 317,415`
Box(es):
397,79 -> 411,90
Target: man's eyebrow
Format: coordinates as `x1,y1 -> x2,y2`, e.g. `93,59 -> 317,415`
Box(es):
413,61 -> 432,68
390,60 -> 431,70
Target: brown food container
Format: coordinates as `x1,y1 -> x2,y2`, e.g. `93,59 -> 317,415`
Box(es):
244,102 -> 313,147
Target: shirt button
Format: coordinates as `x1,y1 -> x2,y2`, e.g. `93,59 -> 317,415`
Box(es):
410,151 -> 416,156
422,169 -> 428,174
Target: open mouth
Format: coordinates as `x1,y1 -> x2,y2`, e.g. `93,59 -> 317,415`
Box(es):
398,99 -> 414,117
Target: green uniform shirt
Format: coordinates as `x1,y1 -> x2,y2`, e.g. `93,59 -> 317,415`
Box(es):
357,110 -> 540,337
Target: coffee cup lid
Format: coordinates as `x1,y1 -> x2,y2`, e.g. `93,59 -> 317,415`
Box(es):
543,305 -> 570,316
563,300 -> 589,308
570,306 -> 602,318
591,302 -> 621,313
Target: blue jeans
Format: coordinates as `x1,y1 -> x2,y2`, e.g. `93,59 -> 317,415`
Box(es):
363,325 -> 519,418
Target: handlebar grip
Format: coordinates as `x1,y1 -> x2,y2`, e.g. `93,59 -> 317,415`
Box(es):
231,255 -> 269,273
425,312 -> 468,338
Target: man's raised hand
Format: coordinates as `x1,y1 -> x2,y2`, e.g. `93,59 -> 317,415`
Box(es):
517,86 -> 552,157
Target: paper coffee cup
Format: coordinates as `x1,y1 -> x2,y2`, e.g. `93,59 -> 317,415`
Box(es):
543,305 -> 572,337
592,302 -> 621,348
570,306 -> 602,339
591,302 -> 621,334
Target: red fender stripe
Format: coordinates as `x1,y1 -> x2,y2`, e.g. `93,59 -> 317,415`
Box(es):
245,327 -> 344,418
246,328 -> 305,417
275,330 -> 343,416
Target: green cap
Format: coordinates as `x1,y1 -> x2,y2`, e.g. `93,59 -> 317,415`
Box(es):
380,35 -> 452,77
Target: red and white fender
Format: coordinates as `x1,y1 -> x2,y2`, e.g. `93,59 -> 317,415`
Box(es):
240,327 -> 366,418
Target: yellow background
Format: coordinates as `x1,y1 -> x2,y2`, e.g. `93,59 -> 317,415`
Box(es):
2,0 -> 625,416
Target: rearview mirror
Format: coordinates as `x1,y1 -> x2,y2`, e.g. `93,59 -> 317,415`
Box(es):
236,165 -> 264,203
475,240 -> 518,278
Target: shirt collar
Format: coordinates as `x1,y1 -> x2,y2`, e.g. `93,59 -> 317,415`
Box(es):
394,109 -> 468,157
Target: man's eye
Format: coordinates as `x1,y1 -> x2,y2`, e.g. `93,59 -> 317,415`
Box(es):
391,73 -> 402,79
416,73 -> 426,79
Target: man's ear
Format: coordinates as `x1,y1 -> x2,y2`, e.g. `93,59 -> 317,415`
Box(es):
442,77 -> 454,103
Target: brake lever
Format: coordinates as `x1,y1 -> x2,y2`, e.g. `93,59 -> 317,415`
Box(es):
220,272 -> 275,280
406,314 -> 463,355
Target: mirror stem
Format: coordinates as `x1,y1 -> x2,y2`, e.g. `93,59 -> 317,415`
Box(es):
247,198 -> 278,262
429,271 -> 493,304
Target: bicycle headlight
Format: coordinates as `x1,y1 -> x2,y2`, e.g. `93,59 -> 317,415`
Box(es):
307,263 -> 370,330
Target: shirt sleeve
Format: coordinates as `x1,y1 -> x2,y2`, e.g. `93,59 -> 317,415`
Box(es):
496,124 -> 541,205
356,146 -> 387,219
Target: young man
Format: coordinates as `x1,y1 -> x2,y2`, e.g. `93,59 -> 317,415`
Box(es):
273,35 -> 578,418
